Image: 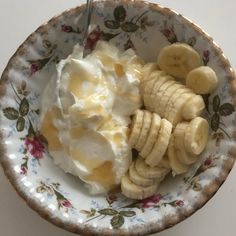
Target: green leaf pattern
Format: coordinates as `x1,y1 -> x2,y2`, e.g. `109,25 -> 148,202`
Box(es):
121,22 -> 139,32
211,113 -> 220,132
16,117 -> 25,132
114,6 -> 126,22
104,20 -> 120,29
213,95 -> 220,112
111,215 -> 125,229
219,103 -> 235,116
98,208 -> 118,216
3,107 -> 19,120
103,5 -> 153,41
209,95 -> 234,137
19,98 -> 29,116
2,82 -> 38,133
119,210 -> 136,217
102,32 -> 120,41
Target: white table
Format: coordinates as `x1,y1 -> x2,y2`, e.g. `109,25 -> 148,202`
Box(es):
0,1 -> 236,235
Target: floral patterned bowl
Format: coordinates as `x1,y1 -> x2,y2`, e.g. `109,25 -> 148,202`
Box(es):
0,0 -> 235,235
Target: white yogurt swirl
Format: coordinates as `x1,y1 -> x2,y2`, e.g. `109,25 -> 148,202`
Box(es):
40,41 -> 143,194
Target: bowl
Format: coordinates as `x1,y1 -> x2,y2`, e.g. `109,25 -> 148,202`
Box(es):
0,0 -> 235,235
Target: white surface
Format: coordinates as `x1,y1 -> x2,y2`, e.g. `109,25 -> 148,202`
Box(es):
0,0 -> 236,235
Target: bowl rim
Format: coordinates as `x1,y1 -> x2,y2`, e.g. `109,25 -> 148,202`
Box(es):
0,0 -> 235,235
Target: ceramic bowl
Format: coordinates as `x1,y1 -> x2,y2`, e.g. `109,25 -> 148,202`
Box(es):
0,1 -> 235,235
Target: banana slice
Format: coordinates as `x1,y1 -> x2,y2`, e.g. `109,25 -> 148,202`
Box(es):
121,173 -> 159,200
167,136 -> 189,175
142,70 -> 167,90
157,43 -> 202,79
129,162 -> 158,187
148,70 -> 167,82
153,77 -> 176,115
145,119 -> 172,167
158,155 -> 171,169
148,74 -> 171,111
128,110 -> 144,147
158,82 -> 183,117
141,69 -> 166,85
141,63 -> 159,81
143,71 -> 167,110
152,74 -> 171,96
163,86 -> 192,119
135,157 -> 169,179
176,148 -> 197,165
173,122 -> 197,165
140,113 -> 161,158
143,78 -> 157,110
135,110 -> 152,151
184,117 -> 209,155
182,95 -> 205,120
167,93 -> 193,126
173,122 -> 189,149
186,66 -> 218,94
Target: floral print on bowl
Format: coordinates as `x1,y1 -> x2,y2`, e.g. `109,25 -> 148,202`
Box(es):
0,1 -> 235,235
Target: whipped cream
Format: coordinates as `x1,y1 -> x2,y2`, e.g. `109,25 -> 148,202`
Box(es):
40,41 -> 143,194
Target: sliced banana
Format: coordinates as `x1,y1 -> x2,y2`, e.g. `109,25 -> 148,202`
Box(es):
143,71 -> 167,110
141,63 -> 159,81
173,122 -> 197,165
176,148 -> 197,165
186,66 -> 218,94
157,43 -> 202,79
167,136 -> 189,175
141,69 -> 166,85
143,78 -> 157,110
121,173 -> 159,200
129,162 -> 157,187
153,77 -> 176,115
164,86 -> 192,119
184,117 -> 209,155
135,157 -> 169,179
167,93 -> 193,126
152,74 -> 171,95
128,110 -> 144,147
158,82 -> 183,117
158,155 -> 171,169
145,119 -> 172,167
148,74 -> 171,111
182,95 -> 205,120
148,70 -> 167,82
140,113 -> 161,158
173,122 -> 189,149
135,110 -> 152,151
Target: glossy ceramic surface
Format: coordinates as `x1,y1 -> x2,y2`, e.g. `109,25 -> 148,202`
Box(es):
0,1 -> 235,235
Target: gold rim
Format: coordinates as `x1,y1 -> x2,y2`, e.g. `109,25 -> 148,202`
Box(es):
0,1 -> 235,235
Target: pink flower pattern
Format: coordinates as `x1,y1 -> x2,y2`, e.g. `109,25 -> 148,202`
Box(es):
204,157 -> 212,167
162,28 -> 171,38
140,194 -> 162,208
20,165 -> 28,175
36,182 -> 74,212
61,24 -> 74,33
84,27 -> 102,50
59,199 -> 73,208
203,50 -> 210,65
30,63 -> 40,75
175,200 -> 184,207
161,27 -> 177,43
25,135 -> 45,159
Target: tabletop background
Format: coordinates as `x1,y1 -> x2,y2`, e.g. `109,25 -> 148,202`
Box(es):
0,1 -> 236,236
